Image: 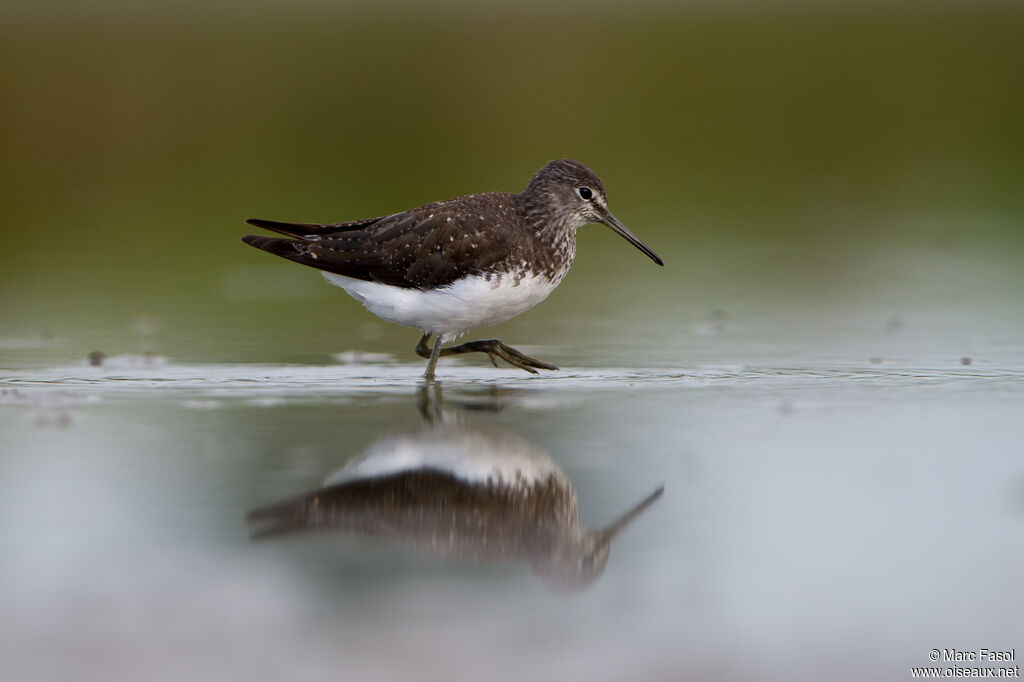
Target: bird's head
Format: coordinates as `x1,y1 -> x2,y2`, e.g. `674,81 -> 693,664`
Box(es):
524,159 -> 663,266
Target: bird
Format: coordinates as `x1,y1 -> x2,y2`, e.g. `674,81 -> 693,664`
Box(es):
242,159 -> 663,379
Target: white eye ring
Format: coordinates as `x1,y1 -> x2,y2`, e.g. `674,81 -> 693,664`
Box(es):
578,187 -> 594,200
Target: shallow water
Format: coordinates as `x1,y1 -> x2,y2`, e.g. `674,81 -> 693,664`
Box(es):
2,343 -> 1023,681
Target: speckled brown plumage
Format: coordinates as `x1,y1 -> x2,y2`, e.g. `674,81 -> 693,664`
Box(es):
244,192 -> 565,289
242,159 -> 660,290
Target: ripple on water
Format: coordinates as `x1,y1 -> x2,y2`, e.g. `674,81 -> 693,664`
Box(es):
2,361 -> 1023,402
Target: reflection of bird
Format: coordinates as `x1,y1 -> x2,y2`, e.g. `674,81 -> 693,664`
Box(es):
246,424 -> 663,589
242,159 -> 662,379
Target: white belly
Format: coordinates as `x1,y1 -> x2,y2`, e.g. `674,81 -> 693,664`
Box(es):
322,271 -> 561,341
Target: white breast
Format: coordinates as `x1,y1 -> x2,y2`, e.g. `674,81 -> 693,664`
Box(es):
322,271 -> 561,341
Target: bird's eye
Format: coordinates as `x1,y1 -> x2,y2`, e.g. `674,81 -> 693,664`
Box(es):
578,187 -> 593,200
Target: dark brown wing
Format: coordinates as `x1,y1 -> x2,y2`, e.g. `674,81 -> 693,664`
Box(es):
242,192 -> 520,289
244,216 -> 384,237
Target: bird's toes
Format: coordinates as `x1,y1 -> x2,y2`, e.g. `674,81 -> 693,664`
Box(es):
501,347 -> 557,372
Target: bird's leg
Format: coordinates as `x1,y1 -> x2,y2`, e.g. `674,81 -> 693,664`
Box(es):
415,333 -> 558,374
418,333 -> 444,381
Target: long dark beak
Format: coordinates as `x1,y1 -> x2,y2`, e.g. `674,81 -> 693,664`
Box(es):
597,485 -> 665,543
598,208 -> 664,266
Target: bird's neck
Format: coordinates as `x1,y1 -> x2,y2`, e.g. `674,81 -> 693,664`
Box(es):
519,192 -> 578,245
513,190 -> 579,282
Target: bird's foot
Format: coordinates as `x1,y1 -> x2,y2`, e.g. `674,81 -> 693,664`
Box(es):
415,334 -> 558,374
451,339 -> 558,374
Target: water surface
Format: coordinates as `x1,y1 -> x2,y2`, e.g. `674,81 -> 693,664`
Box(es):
2,342 -> 1022,680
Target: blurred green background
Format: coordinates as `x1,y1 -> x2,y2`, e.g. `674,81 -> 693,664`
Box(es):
2,2 -> 1022,366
